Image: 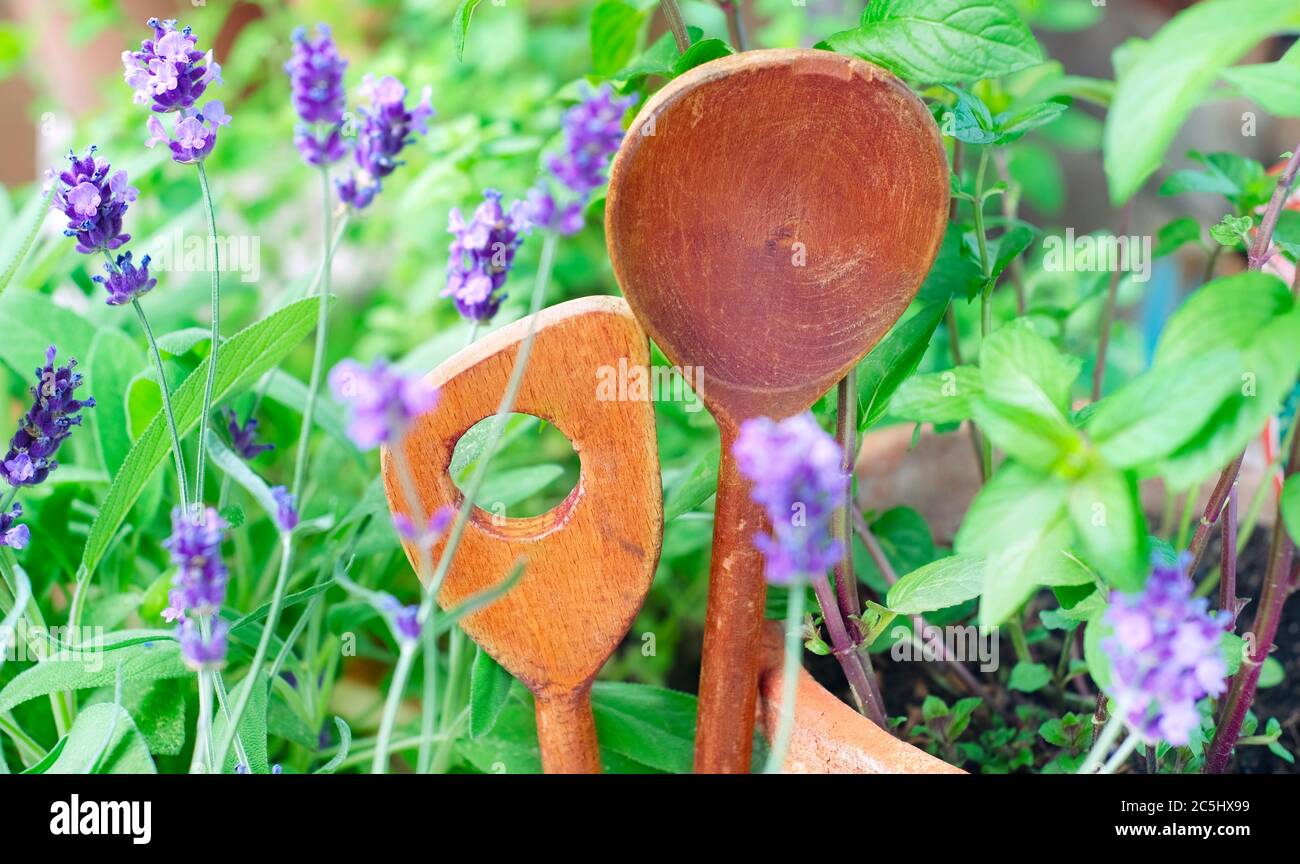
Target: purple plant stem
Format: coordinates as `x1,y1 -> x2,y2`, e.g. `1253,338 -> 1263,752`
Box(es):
1091,202 -> 1132,402
850,507 -> 986,696
1220,485 -> 1238,627
718,0 -> 748,51
833,370 -> 863,642
810,573 -> 887,727
1205,427 -> 1300,772
1186,147 -> 1300,578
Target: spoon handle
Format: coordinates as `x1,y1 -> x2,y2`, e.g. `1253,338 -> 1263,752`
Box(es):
695,421 -> 769,773
535,687 -> 601,774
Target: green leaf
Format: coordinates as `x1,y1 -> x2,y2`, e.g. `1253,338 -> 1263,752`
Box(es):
122,678 -> 186,757
49,703 -> 156,774
1154,216 -> 1204,256
979,320 -> 1080,416
86,328 -> 145,477
1103,0 -> 1300,204
671,38 -> 732,77
215,673 -> 269,774
887,555 -> 984,616
1153,274 -> 1300,488
452,0 -> 483,62
80,296 -> 322,574
991,224 -> 1037,279
889,365 -> 983,425
0,291 -> 98,378
993,101 -> 1068,145
957,463 -> 1072,625
590,682 -> 696,774
609,27 -> 702,84
314,717 -> 352,774
857,301 -> 947,431
0,633 -> 188,714
0,185 -> 52,299
855,507 -> 936,595
1083,611 -> 1112,690
1087,349 -> 1245,469
155,327 -> 213,356
1066,463 -> 1147,590
918,223 -> 984,303
826,0 -> 1042,84
1222,43 -> 1300,117
663,444 -> 719,522
475,464 -> 566,509
469,646 -> 516,739
1008,661 -> 1052,693
591,0 -> 646,76
1210,214 -> 1254,247
1259,656 -> 1285,688
1281,475 -> 1300,547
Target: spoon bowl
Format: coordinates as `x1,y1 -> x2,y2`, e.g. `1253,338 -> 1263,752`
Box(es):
606,48 -> 948,772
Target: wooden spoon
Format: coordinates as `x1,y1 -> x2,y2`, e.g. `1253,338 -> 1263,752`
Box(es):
381,296 -> 662,773
755,622 -> 964,773
605,49 -> 949,772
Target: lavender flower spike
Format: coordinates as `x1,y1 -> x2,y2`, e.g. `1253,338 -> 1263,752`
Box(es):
328,358 -> 439,449
527,84 -> 633,234
48,147 -> 136,255
2,347 -> 95,488
226,410 -> 274,460
122,18 -> 220,113
443,189 -> 530,323
271,486 -> 300,532
285,25 -> 348,166
0,503 -> 29,550
336,74 -> 434,210
733,414 -> 844,586
179,617 -> 229,670
145,101 -> 230,164
164,506 -> 228,617
379,594 -> 421,642
93,250 -> 157,306
1102,555 -> 1232,746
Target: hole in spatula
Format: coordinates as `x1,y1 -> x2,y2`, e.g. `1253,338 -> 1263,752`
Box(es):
449,413 -> 580,519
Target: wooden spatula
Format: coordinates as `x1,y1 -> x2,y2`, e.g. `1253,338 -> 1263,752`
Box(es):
381,295 -> 662,773
606,49 -> 949,772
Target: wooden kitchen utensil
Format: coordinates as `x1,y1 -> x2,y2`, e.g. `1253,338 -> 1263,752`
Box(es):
381,296 -> 662,773
755,623 -> 964,773
605,49 -> 949,772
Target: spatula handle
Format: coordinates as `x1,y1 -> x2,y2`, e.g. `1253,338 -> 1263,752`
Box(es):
534,687 -> 601,774
694,421 -> 768,773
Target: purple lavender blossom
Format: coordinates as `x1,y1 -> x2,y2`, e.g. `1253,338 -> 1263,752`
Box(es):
0,503 -> 29,550
285,25 -> 348,166
122,18 -> 221,114
733,414 -> 844,586
1102,555 -> 1231,746
47,147 -> 137,255
271,486 -> 299,532
527,85 -> 632,234
443,190 -> 529,323
162,589 -> 187,624
392,505 -> 454,547
92,251 -> 156,306
164,507 -> 228,616
2,347 -> 95,488
226,410 -> 274,460
328,359 -> 439,449
178,616 -> 228,670
144,101 -> 230,164
380,594 -> 421,642
336,74 -> 433,210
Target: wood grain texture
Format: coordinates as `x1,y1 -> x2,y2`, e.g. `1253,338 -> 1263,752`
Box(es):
605,48 -> 949,773
756,623 -> 964,774
381,296 -> 662,773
